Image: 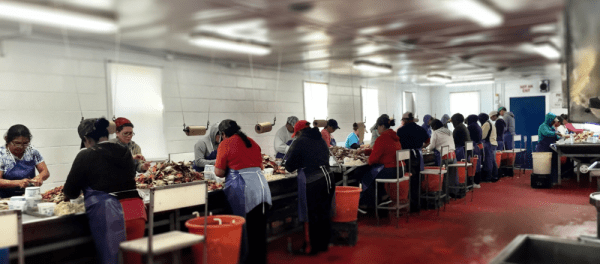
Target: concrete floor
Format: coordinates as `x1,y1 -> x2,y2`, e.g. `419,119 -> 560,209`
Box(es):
267,171 -> 598,264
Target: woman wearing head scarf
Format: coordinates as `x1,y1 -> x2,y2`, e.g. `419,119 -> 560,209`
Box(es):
109,117 -> 150,172
215,120 -> 272,264
426,119 -> 460,196
0,125 -> 50,198
466,115 -> 483,188
421,114 -> 433,137
479,113 -> 498,182
536,113 -> 569,184
193,122 -> 221,171
441,114 -> 453,131
64,118 -> 146,264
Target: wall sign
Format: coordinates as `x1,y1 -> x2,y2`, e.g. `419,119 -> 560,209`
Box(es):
520,85 -> 532,93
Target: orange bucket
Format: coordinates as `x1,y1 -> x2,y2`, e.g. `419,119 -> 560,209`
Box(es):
455,162 -> 467,184
500,152 -> 516,166
332,186 -> 361,223
185,215 -> 246,264
468,156 -> 478,177
421,166 -> 444,192
495,151 -> 502,167
560,156 -> 567,164
385,173 -> 411,203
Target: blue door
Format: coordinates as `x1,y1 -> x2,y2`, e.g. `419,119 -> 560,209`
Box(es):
510,96 -> 546,169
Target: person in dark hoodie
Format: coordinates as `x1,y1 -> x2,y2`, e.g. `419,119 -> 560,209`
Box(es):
451,113 -> 471,161
284,120 -> 334,255
64,118 -> 145,264
479,113 -> 498,182
466,115 -> 483,188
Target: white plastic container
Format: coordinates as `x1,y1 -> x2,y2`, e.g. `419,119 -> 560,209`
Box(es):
10,196 -> 26,202
37,202 -> 56,216
263,168 -> 274,178
532,152 -> 553,175
26,195 -> 42,209
8,200 -> 27,211
593,135 -> 599,144
25,187 -> 41,197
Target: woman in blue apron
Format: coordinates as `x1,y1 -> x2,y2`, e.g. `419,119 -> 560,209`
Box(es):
63,118 -> 146,264
479,113 -> 499,182
466,115 -> 483,187
284,120 -> 335,255
215,120 -> 272,264
274,116 -> 298,159
0,125 -> 50,198
451,114 -> 471,161
536,113 -> 567,184
193,122 -> 221,171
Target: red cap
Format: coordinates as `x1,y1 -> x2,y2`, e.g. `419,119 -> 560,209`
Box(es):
292,120 -> 310,138
114,117 -> 132,129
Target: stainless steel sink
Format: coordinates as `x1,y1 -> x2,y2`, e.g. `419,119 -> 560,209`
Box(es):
490,234 -> 600,264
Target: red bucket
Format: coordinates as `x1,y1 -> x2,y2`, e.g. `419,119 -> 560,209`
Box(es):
185,215 -> 245,264
385,173 -> 411,203
332,186 -> 361,223
495,151 -> 502,167
468,156 -> 478,177
560,156 -> 567,164
421,166 -> 444,192
455,162 -> 467,184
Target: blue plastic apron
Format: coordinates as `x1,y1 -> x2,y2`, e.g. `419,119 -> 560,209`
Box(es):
536,136 -> 557,152
433,149 -> 441,166
503,131 -> 514,150
411,149 -> 425,171
83,187 -> 126,264
330,138 -> 337,147
297,169 -> 309,222
455,147 -> 466,161
361,164 -> 385,191
0,158 -> 36,198
275,140 -> 293,159
482,141 -> 497,178
223,167 -> 272,217
192,150 -> 218,172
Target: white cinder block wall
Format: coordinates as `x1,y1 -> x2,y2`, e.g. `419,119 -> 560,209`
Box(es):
0,39 -> 431,191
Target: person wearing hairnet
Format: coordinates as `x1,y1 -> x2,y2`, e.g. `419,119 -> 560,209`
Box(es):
274,116 -> 299,159
193,122 -> 221,172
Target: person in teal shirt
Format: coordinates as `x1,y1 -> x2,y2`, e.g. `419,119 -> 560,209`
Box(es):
345,123 -> 362,149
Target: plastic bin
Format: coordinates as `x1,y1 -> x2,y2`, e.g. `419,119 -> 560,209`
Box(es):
532,152 -> 552,175
384,173 -> 411,204
495,151 -> 502,167
501,152 -> 516,166
332,186 -> 361,223
468,156 -> 478,177
421,166 -> 445,192
185,215 -> 245,264
455,162 -> 467,184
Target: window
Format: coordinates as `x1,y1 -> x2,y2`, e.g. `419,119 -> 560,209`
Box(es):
108,62 -> 167,160
361,87 -> 379,134
303,82 -> 328,121
450,91 -> 480,117
403,91 -> 416,114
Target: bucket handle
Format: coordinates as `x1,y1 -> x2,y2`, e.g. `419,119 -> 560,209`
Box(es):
192,211 -> 200,218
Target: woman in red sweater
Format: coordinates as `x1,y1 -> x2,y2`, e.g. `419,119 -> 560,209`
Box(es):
358,114 -> 403,208
560,114 -> 584,134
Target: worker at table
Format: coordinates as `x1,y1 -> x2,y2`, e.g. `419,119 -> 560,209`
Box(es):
284,120 -> 334,255
480,113 -> 499,182
193,122 -> 221,172
490,111 -> 506,151
345,122 -> 364,149
357,114 -> 403,209
500,107 -> 516,150
536,113 -> 568,184
370,114 -> 395,145
64,118 -> 146,264
466,115 -> 483,188
426,119 -> 459,195
215,119 -> 272,264
396,112 -> 429,212
560,114 -> 585,134
0,125 -> 50,198
321,119 -> 340,147
109,117 -> 150,172
274,116 -> 298,159
451,113 -> 471,161
422,114 -> 433,137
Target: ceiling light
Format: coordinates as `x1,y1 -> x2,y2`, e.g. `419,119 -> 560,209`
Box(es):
532,42 -> 560,60
353,60 -> 393,74
446,80 -> 494,87
189,33 -> 271,56
426,74 -> 452,83
530,23 -> 557,34
417,83 -> 443,87
445,0 -> 504,28
0,1 -> 117,34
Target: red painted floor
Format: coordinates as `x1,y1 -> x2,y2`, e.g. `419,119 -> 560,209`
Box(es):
267,171 -> 599,264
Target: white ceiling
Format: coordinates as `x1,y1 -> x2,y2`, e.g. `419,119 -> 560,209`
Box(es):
0,0 -> 565,82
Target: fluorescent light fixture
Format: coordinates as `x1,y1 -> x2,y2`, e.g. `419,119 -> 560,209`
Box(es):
189,33 -> 271,56
353,60 -> 392,74
446,80 -> 494,87
426,74 -> 452,83
0,1 -> 117,34
417,83 -> 443,87
532,42 -> 560,60
445,0 -> 504,28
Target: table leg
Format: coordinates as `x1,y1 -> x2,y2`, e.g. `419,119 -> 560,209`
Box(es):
557,150 -> 562,185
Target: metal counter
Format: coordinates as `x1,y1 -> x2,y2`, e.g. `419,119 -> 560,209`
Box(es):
553,143 -> 600,185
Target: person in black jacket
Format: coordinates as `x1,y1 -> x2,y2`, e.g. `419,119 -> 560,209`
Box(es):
451,113 -> 471,161
285,120 -> 334,255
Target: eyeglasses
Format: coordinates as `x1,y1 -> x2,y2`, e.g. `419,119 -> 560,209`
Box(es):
10,142 -> 30,148
122,132 -> 135,137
